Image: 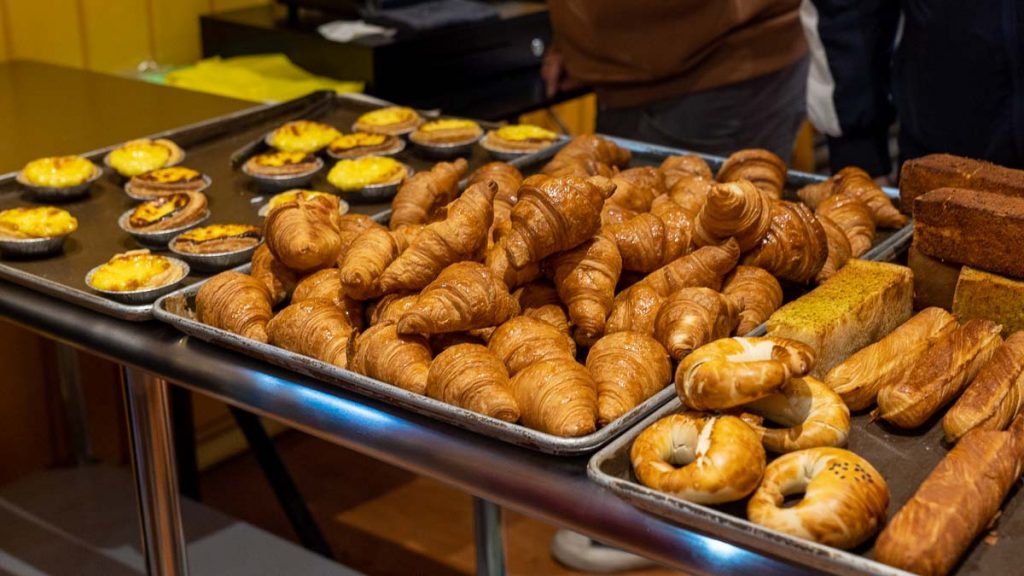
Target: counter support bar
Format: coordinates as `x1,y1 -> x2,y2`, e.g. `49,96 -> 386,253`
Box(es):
474,497 -> 506,576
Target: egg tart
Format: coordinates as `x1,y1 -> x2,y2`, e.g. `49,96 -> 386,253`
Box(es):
242,150 -> 323,191
170,224 -> 263,271
352,106 -> 423,136
266,120 -> 341,153
126,166 -> 211,200
326,156 -> 409,199
0,206 -> 78,257
118,191 -> 210,247
17,155 -> 102,200
86,249 -> 189,303
326,132 -> 405,159
258,189 -> 350,218
105,139 -> 185,177
480,124 -> 558,159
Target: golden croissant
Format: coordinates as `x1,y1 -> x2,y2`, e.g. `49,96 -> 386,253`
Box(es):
349,323 -> 432,394
546,234 -> 622,346
604,202 -> 692,273
602,167 -> 667,225
196,271 -> 273,343
390,158 -> 467,229
339,225 -> 416,300
488,316 -> 576,377
427,343 -> 520,422
722,266 -> 784,335
397,262 -> 520,335
541,134 -> 631,178
663,174 -> 713,220
515,281 -> 571,336
604,283 -> 666,337
694,180 -> 773,251
814,215 -> 852,284
654,287 -> 738,361
485,236 -> 542,290
587,331 -> 672,426
716,148 -> 787,200
264,195 -> 343,273
658,155 -> 713,189
467,161 -> 522,205
832,167 -> 907,228
251,244 -> 298,306
267,298 -> 354,368
511,358 -> 598,437
336,213 -> 382,265
368,292 -> 419,326
633,238 -> 741,296
742,201 -> 828,284
291,268 -> 364,329
815,193 -> 875,257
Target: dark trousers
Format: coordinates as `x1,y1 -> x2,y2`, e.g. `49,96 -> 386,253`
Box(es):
596,56 -> 810,164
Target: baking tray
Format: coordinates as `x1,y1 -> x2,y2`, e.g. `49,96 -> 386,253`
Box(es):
0,90 -> 540,320
153,137 -> 911,455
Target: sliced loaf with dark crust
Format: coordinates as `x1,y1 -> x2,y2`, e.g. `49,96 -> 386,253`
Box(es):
899,153 -> 1024,214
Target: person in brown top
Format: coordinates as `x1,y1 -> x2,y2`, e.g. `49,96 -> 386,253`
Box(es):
544,0 -> 809,162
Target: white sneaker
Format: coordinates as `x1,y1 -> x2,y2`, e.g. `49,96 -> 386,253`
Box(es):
550,529 -> 658,573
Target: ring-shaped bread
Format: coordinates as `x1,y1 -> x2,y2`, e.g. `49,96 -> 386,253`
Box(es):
745,376 -> 851,453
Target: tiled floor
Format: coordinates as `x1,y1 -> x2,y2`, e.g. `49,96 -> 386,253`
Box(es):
200,430 -> 680,576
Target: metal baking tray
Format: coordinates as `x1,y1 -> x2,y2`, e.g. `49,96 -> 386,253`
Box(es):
0,90 -> 540,321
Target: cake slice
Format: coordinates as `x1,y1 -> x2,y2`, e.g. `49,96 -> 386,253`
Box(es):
953,267 -> 1024,337
899,153 -> 1024,214
766,259 -> 913,377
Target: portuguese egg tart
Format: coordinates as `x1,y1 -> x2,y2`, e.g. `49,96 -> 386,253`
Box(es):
125,191 -> 209,232
267,120 -> 341,153
410,118 -> 483,146
0,206 -> 78,240
481,124 -> 558,154
128,166 -> 209,199
352,106 -> 423,136
171,224 -> 261,255
107,139 -> 185,177
327,156 -> 407,192
88,249 -> 186,292
327,132 -> 404,159
244,151 -> 322,178
19,156 -> 99,188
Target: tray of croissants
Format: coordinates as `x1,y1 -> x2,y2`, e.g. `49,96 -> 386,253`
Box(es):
154,134 -> 912,454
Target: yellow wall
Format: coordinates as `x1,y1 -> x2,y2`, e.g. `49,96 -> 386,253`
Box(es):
0,0 -> 270,73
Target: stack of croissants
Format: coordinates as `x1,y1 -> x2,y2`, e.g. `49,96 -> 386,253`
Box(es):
194,134 -> 906,438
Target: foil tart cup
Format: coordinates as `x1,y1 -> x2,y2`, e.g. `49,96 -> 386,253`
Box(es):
329,164 -> 413,203
410,134 -> 481,160
17,165 -> 102,202
118,209 -> 211,249
168,235 -> 263,272
124,174 -> 212,201
242,157 -> 324,192
85,257 -> 190,304
0,234 -> 71,258
478,134 -> 554,161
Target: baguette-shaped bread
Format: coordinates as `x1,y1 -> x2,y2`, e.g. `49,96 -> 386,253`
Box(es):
899,153 -> 1024,214
943,332 -> 1024,442
875,415 -> 1024,576
953,266 -> 1024,338
825,308 -> 957,411
874,319 -> 1003,429
766,260 -> 913,377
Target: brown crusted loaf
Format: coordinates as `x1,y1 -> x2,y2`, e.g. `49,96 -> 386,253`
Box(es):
899,153 -> 1024,214
953,266 -> 1024,337
913,188 -> 1024,279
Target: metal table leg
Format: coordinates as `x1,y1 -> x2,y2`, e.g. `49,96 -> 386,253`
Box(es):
123,367 -> 190,576
54,342 -> 93,465
473,497 -> 506,576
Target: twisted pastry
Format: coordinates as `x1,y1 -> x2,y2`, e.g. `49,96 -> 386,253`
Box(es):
264,195 -> 343,273
488,316 -> 576,377
336,213 -> 381,265
716,148 -> 787,200
745,376 -> 851,452
349,323 -> 432,394
196,271 -> 273,343
742,201 -> 828,284
396,262 -> 520,335
654,287 -> 738,361
291,268 -> 363,329
389,158 -> 467,229
815,194 -> 875,257
602,167 -> 667,225
722,266 -> 784,335
633,238 -> 741,296
427,343 -> 520,422
467,161 -> 522,205
587,331 -> 672,426
814,215 -> 852,284
541,134 -> 631,177
251,244 -> 297,306
339,225 -> 414,299
514,282 -> 570,336
267,298 -> 353,368
546,234 -> 622,346
511,358 -> 598,437
658,155 -> 713,189
694,180 -> 773,251
378,181 -> 497,292
604,201 -> 692,273
605,284 -> 666,337
832,167 -> 907,228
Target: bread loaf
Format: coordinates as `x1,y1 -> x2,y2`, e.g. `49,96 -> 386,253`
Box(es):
907,246 -> 961,310
953,266 -> 1024,337
899,153 -> 1024,214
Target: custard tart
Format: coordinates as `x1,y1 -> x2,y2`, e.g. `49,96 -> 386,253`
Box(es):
242,150 -> 323,190
118,191 -> 210,247
352,106 -> 423,137
17,155 -> 102,200
326,156 -> 409,199
86,249 -> 189,303
409,118 -> 483,159
0,206 -> 78,257
480,124 -> 558,159
105,139 -> 185,177
266,120 -> 341,153
126,166 -> 211,200
326,132 -> 405,159
258,189 -> 350,218
170,224 -> 262,271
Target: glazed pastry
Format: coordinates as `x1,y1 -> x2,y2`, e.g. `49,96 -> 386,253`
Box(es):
716,148 -> 787,200
267,298 -> 353,368
722,266 -> 784,336
349,323 -> 432,394
267,120 -> 340,153
814,215 -> 852,283
480,124 -> 558,154
488,197 -> 513,251
484,236 -> 542,290
327,155 -> 407,192
631,239 -> 741,297
602,167 -> 667,225
604,203 -> 692,273
944,331 -> 1024,442
514,282 -> 570,336
20,155 -> 98,187
243,151 -> 320,177
796,179 -> 834,209
389,158 -> 468,229
195,271 -> 273,342
693,180 -> 773,251
124,192 -> 208,232
379,181 -> 496,292
369,292 -> 420,326
467,162 -> 523,205
291,268 -> 363,329
746,377 -> 851,452
259,189 -> 345,218
264,194 -> 342,273
546,234 -> 622,346
742,201 -> 828,284
171,224 -> 260,254
662,175 -> 713,220
832,166 -> 907,228
129,166 -> 208,199
88,250 -> 186,292
426,344 -> 519,422
339,225 -> 415,300
0,206 -> 77,239
604,284 -> 666,337
327,132 -> 403,159
352,106 -> 423,136
336,213 -> 382,264
815,193 -> 875,257
511,359 -> 598,437
396,262 -> 519,335
488,316 -> 576,377
654,287 -> 737,361
658,155 -> 713,190
251,244 -> 298,306
107,139 -> 184,177
587,331 -> 672,426
540,134 -> 631,177
410,118 -> 483,146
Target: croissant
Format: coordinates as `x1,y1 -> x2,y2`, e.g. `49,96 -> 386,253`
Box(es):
602,167 -> 667,225
502,174 -> 616,269
427,343 -> 520,422
368,292 -> 419,326
546,234 -> 623,346
815,194 -> 875,257
605,284 -> 666,337
796,180 -> 834,210
814,215 -> 852,284
467,161 -> 522,205
336,213 -> 382,265
742,201 -> 828,284
484,236 -> 542,290
389,158 -> 467,229
267,298 -> 353,368
196,271 -> 273,343
339,226 -> 413,300
291,268 -> 364,329
604,202 -> 692,273
378,181 -> 497,292
663,175 -> 713,220
653,287 -> 738,360
716,148 -> 787,200
722,266 -> 784,335
251,244 -> 298,306
694,180 -> 773,251
515,281 -> 571,336
541,134 -> 630,177
264,195 -> 343,273
349,323 -> 432,394
511,358 -> 598,436
632,238 -> 741,296
429,331 -> 487,355
396,262 -> 520,335
832,167 -> 907,228
659,155 -> 713,189
488,316 -> 576,377
543,158 -> 617,179
587,331 -> 672,426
